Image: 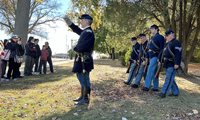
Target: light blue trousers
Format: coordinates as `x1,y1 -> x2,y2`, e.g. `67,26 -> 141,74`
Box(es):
144,57 -> 159,89
161,67 -> 180,95
76,72 -> 91,89
134,64 -> 147,85
126,63 -> 138,84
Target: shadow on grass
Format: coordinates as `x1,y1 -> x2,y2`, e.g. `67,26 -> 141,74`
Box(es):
37,60 -> 200,119
40,75 -> 200,120
94,59 -> 125,68
176,73 -> 200,86
0,65 -> 74,91
1,60 -> 199,119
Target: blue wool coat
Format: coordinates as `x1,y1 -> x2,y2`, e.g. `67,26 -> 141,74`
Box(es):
69,23 -> 95,73
160,38 -> 182,69
140,40 -> 148,62
148,33 -> 165,58
130,42 -> 140,61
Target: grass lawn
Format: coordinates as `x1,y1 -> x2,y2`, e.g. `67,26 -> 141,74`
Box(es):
0,60 -> 200,120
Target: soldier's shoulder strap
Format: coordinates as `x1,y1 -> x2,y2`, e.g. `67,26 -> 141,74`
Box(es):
152,40 -> 160,50
86,29 -> 92,33
132,46 -> 139,56
167,42 -> 175,57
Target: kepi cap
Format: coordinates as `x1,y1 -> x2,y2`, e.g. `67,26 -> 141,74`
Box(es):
139,34 -> 146,38
79,14 -> 93,21
150,24 -> 159,29
131,37 -> 137,41
165,30 -> 174,36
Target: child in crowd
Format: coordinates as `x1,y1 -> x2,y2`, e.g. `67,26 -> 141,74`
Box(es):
38,45 -> 49,74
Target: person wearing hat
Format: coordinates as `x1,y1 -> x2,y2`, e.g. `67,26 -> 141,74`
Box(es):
131,34 -> 148,88
142,24 -> 165,91
124,37 -> 140,85
63,14 -> 95,105
157,30 -> 181,98
6,35 -> 20,81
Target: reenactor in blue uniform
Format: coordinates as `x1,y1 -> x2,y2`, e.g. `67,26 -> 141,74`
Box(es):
142,24 -> 165,91
124,37 -> 140,85
63,14 -> 95,105
131,34 -> 148,88
157,30 -> 181,98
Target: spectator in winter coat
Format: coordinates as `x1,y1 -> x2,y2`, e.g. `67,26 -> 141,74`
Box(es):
45,42 -> 54,73
33,39 -> 41,75
6,35 -> 20,81
24,36 -> 36,76
16,39 -> 25,78
1,39 -> 9,78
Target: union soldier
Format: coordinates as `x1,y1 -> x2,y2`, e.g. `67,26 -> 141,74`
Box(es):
124,37 -> 140,85
63,14 -> 95,105
141,24 -> 165,91
131,34 -> 148,88
157,30 -> 181,98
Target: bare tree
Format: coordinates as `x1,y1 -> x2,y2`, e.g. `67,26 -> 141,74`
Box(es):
0,0 -> 62,42
14,0 -> 31,45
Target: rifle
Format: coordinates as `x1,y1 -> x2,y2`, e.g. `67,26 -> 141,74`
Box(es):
136,45 -> 142,75
126,60 -> 132,73
154,49 -> 164,78
143,59 -> 149,73
143,28 -> 151,73
155,62 -> 162,79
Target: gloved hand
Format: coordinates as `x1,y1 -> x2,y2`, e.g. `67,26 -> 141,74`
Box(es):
63,15 -> 72,26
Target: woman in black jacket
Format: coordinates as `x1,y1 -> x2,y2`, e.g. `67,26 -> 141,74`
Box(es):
1,39 -> 9,78
33,39 -> 41,75
24,36 -> 36,76
16,38 -> 25,78
6,35 -> 20,81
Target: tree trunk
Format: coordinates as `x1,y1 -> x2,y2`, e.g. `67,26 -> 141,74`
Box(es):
14,0 -> 31,44
179,0 -> 182,43
185,6 -> 200,73
171,0 -> 177,37
181,0 -> 187,72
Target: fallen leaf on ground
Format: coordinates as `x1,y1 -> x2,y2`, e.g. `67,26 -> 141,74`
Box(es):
73,113 -> 78,116
192,109 -> 198,114
122,117 -> 127,120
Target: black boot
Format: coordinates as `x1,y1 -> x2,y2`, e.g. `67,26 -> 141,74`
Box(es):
73,86 -> 83,102
88,88 -> 91,96
75,87 -> 89,105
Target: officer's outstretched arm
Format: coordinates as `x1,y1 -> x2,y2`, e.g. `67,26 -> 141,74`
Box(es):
63,15 -> 83,35
63,15 -> 72,26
